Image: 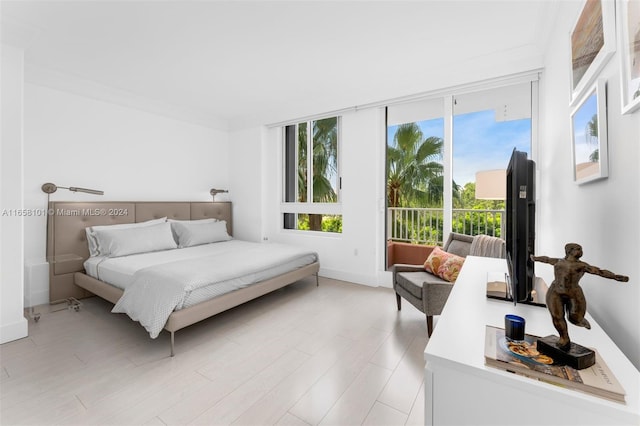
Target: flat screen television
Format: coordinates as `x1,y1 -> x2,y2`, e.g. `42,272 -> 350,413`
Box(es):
487,148 -> 544,306
506,148 -> 544,305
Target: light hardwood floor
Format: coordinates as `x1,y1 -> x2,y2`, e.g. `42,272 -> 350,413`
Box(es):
1,277 -> 429,425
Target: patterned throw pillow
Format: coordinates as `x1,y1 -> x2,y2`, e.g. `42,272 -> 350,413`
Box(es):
423,246 -> 465,282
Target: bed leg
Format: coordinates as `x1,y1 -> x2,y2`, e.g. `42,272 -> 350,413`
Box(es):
170,331 -> 175,357
316,273 -> 319,287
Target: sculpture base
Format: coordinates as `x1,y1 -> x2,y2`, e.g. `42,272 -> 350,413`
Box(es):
537,335 -> 595,370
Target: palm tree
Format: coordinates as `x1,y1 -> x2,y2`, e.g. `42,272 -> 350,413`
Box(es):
387,123 -> 445,208
311,118 -> 338,203
586,114 -> 598,138
298,118 -> 338,231
586,114 -> 599,163
297,122 -> 308,202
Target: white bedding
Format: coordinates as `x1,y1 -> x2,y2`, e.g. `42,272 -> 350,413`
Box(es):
83,240 -> 318,338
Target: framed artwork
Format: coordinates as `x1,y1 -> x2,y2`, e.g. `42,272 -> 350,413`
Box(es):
617,0 -> 640,114
569,0 -> 616,105
570,79 -> 608,185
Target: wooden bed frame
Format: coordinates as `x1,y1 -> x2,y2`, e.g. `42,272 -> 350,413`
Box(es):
46,201 -> 320,356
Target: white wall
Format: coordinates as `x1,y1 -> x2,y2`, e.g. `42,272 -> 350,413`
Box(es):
538,2 -> 640,368
0,44 -> 29,343
257,107 -> 387,286
23,84 -> 230,305
227,126 -> 264,242
227,2 -> 640,370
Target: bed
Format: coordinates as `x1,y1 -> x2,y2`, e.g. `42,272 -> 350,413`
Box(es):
46,201 -> 320,356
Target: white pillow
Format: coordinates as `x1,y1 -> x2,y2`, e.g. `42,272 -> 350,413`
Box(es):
95,222 -> 177,258
171,220 -> 231,248
167,218 -> 219,243
85,217 -> 167,257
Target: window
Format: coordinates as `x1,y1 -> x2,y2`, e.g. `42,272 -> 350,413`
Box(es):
451,82 -> 533,239
386,98 -> 445,244
385,77 -> 537,251
283,117 -> 342,233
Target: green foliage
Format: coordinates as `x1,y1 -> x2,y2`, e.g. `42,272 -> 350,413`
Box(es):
297,215 -> 310,230
295,118 -> 339,231
298,122 -> 308,202
297,119 -> 338,204
451,183 -> 504,238
390,182 -> 505,244
455,182 -> 505,210
296,214 -> 342,233
322,215 -> 343,233
312,118 -> 338,203
385,122 -> 507,243
451,210 -> 504,238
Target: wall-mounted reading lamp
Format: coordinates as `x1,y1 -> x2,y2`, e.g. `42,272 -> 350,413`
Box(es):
41,183 -> 104,196
210,188 -> 228,201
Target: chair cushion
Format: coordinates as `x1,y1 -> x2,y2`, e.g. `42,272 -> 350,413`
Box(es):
396,270 -> 450,299
423,246 -> 465,282
443,232 -> 474,257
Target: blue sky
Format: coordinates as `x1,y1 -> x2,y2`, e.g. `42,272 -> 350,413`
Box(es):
571,92 -> 599,165
388,110 -> 531,186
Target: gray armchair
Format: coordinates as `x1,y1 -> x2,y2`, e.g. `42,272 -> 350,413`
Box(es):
392,233 -> 505,336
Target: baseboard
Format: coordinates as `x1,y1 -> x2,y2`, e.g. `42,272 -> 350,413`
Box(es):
377,270 -> 393,288
0,317 -> 28,344
318,268 -> 379,287
317,267 -> 394,289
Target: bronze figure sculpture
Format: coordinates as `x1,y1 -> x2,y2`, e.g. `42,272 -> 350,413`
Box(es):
532,243 -> 628,351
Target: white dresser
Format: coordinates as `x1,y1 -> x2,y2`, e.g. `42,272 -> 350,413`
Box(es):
424,256 -> 639,425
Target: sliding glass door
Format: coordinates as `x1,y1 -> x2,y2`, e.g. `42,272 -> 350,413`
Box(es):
385,78 -> 537,269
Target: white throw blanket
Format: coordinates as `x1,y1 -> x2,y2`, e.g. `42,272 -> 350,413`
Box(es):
112,243 -> 317,338
470,235 -> 506,259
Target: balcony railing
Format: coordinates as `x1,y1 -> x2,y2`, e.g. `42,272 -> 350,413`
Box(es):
387,207 -> 505,246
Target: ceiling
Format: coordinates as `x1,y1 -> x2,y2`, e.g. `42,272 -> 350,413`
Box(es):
1,1 -> 557,131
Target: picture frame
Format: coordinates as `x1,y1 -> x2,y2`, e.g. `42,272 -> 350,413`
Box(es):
570,79 -> 608,185
569,0 -> 616,105
617,0 -> 640,114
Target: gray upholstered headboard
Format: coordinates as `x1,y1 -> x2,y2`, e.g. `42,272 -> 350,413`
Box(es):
46,201 -> 232,302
